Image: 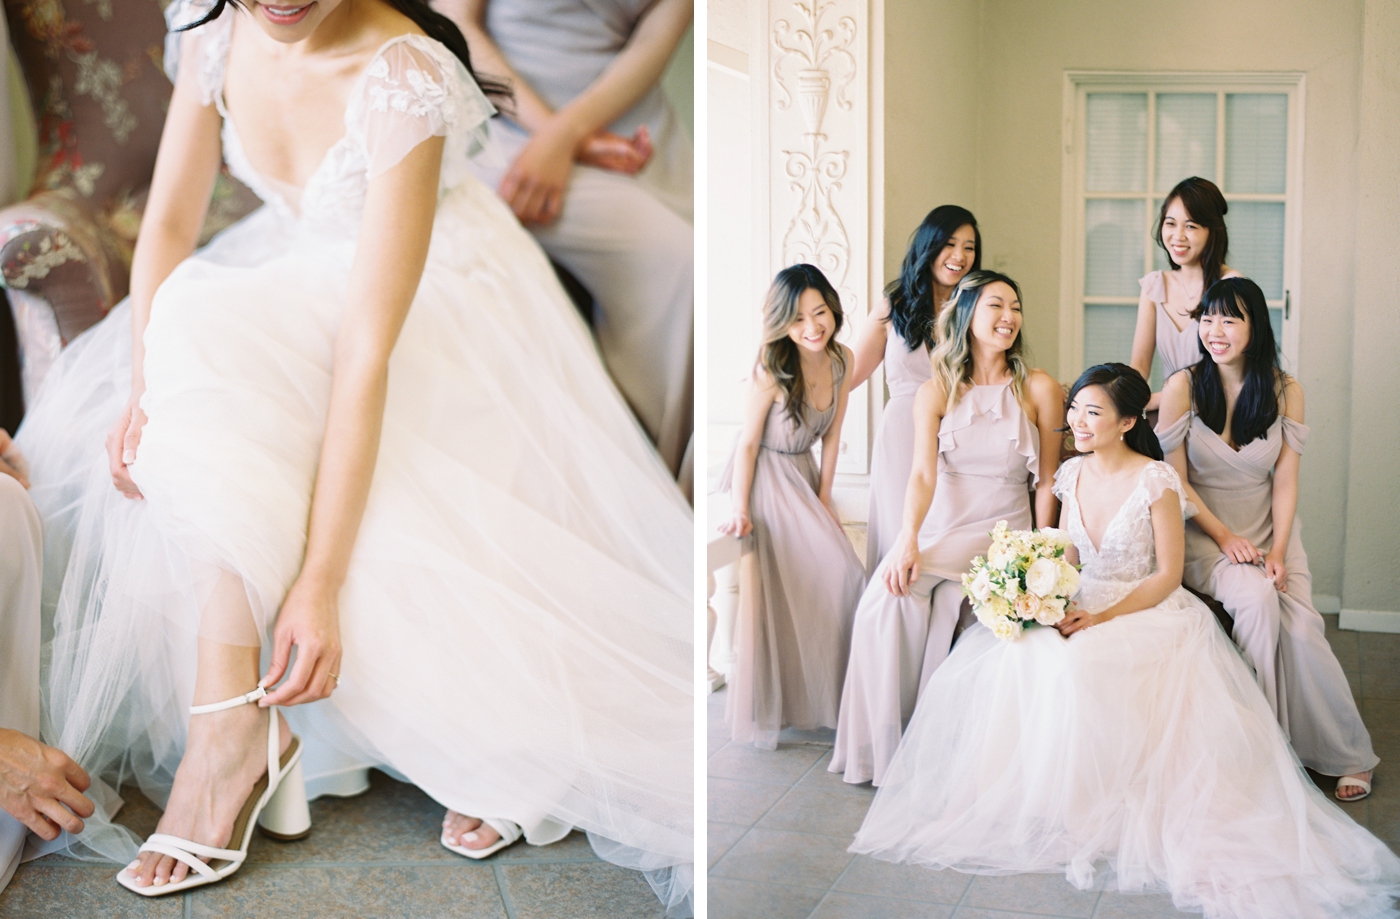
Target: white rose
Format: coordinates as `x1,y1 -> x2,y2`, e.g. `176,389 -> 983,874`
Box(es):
968,570 -> 994,603
1000,579 -> 1021,601
991,616 -> 1023,641
984,595 -> 1012,621
1025,557 -> 1059,597
987,541 -> 1015,570
1055,559 -> 1081,597
1034,596 -> 1067,626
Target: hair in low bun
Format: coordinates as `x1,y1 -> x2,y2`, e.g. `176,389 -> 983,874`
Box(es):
1066,363 -> 1163,461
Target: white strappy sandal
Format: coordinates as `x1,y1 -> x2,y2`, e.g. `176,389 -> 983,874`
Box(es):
117,686 -> 312,896
440,817 -> 523,860
1336,774 -> 1373,802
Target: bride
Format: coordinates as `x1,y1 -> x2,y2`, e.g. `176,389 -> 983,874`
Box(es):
16,0 -> 692,912
851,362 -> 1400,919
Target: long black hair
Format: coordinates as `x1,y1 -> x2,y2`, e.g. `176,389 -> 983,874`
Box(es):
178,0 -> 511,102
1155,177 -> 1229,290
758,264 -> 847,428
1066,363 -> 1163,461
1190,277 -> 1280,448
885,205 -> 980,352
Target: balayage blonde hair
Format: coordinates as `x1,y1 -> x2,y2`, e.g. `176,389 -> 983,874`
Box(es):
757,264 -> 848,427
929,270 -> 1029,410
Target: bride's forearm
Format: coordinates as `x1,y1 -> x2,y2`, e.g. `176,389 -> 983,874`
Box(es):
296,362 -> 389,594
127,225 -> 198,393
1094,571 -> 1177,622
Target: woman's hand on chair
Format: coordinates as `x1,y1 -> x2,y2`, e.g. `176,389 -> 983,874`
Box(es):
105,397 -> 148,499
261,578 -> 343,707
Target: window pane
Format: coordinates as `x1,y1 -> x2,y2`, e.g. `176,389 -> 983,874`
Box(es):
1086,93 -> 1147,192
1085,199 -> 1145,297
1151,197 -> 1170,272
1269,307 -> 1283,352
1225,94 -> 1287,194
1227,201 -> 1285,299
1084,304 -> 1141,374
1155,93 -> 1216,192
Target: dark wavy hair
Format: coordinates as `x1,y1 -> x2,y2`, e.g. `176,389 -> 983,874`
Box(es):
757,264 -> 847,428
178,0 -> 511,102
884,205 -> 980,352
1066,363 -> 1163,461
1189,277 -> 1280,448
1155,177 -> 1229,290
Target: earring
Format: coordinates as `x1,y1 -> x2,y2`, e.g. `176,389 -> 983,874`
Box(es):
1119,433 -> 1124,441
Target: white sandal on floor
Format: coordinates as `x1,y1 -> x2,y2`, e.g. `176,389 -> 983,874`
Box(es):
116,686 -> 312,896
440,817 -> 523,859
1336,774 -> 1373,802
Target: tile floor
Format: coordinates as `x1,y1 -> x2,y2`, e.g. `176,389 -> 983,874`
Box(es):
707,614 -> 1400,919
0,770 -> 665,919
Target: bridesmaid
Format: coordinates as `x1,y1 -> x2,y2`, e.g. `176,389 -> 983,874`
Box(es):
849,206 -> 980,570
830,271 -> 1063,785
717,264 -> 865,750
1129,177 -> 1238,411
1157,277 -> 1378,801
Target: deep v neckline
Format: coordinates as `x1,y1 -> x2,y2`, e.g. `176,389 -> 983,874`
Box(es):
1072,461 -> 1146,555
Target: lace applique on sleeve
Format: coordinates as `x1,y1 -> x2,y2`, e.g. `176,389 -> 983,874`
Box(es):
1141,461 -> 1197,520
352,37 -> 497,185
163,0 -> 231,109
1052,456 -> 1082,504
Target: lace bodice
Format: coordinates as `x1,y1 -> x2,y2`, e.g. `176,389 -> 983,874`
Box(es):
1053,458 -> 1196,611
163,2 -> 496,232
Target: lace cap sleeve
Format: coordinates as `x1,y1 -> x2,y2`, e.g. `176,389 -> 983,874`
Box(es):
351,37 -> 497,186
163,0 -> 230,108
1142,461 -> 1197,520
1052,456 -> 1082,503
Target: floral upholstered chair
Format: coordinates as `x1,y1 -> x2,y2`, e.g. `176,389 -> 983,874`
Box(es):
0,0 -> 258,406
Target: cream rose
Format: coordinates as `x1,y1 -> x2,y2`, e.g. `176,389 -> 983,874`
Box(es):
968,570 -> 994,603
1034,596 -> 1067,626
1014,592 -> 1043,621
1055,559 -> 1081,597
1025,557 -> 1059,597
991,616 -> 1023,641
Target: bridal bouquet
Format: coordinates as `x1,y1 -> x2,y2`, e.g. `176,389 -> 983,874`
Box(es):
962,521 -> 1080,641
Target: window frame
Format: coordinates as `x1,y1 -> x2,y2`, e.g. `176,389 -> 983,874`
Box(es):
1058,71 -> 1306,380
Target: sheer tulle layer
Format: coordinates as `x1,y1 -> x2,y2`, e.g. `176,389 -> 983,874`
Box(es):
851,588 -> 1400,919
18,180 -> 693,912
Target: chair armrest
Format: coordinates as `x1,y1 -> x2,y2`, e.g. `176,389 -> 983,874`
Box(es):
0,190 -> 127,345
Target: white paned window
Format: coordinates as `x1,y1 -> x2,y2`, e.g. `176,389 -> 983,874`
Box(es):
1060,74 -> 1303,385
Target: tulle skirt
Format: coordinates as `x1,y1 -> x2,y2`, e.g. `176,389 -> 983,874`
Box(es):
18,180 -> 694,913
851,584 -> 1400,919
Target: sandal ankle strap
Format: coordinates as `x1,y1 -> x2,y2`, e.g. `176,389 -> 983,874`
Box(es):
189,686 -> 267,715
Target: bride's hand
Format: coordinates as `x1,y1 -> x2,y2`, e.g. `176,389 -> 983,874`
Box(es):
1055,604 -> 1101,636
105,397 -> 148,499
260,578 -> 343,707
883,533 -> 921,597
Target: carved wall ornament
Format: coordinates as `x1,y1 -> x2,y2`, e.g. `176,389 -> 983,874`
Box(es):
781,134 -> 851,298
772,1 -> 857,136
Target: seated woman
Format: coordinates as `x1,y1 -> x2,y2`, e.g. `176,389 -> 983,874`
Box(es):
1157,276 -> 1377,801
852,363 -> 1400,919
830,271 -> 1062,786
17,0 -> 692,911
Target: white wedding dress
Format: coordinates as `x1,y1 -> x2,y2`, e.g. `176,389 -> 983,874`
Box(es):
15,7 -> 692,914
852,458 -> 1400,919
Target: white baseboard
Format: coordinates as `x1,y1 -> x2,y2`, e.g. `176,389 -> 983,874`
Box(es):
1314,594 -> 1341,614
1338,609 -> 1400,633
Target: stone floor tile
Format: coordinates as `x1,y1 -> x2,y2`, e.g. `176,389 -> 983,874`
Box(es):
0,866 -> 184,919
756,787 -> 873,839
834,854 -> 973,904
245,769 -> 457,865
963,872 -> 1101,917
710,723 -> 732,758
709,777 -> 789,826
1349,670 -> 1364,701
1364,698 -> 1400,733
501,862 -> 663,919
494,830 -> 599,863
795,751 -> 880,798
188,865 -> 508,919
708,823 -> 748,868
707,741 -> 827,785
953,908 -> 1075,919
1093,891 -> 1194,918
1369,798 -> 1400,843
811,891 -> 954,918
113,787 -> 164,840
708,877 -> 825,919
710,827 -> 855,889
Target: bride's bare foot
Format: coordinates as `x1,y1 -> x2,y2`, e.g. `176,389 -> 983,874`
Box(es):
442,810 -> 502,850
122,705 -> 291,888
1337,770 -> 1373,800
